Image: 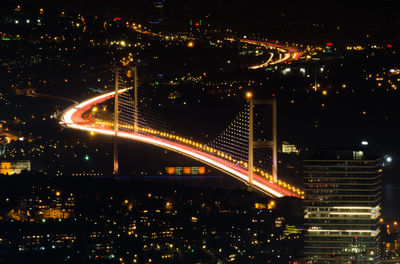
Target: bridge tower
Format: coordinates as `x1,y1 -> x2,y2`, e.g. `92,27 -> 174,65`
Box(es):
113,69 -> 119,175
247,93 -> 278,187
133,65 -> 138,133
113,65 -> 139,175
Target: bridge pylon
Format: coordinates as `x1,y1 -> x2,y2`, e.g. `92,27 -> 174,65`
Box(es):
113,65 -> 139,175
247,92 -> 254,187
133,65 -> 138,133
113,69 -> 119,175
247,92 -> 278,188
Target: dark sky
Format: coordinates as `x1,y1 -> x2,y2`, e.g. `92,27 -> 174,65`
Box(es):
15,0 -> 400,20
10,0 -> 398,44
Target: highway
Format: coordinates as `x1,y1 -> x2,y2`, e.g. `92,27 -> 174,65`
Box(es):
130,25 -> 299,69
61,89 -> 303,198
248,53 -> 274,69
239,39 -> 300,69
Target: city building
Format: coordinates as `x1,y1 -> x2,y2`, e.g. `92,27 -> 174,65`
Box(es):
282,141 -> 300,154
0,160 -> 30,175
165,166 -> 206,175
303,149 -> 382,263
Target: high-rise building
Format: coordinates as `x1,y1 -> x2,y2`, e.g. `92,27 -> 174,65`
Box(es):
303,149 -> 382,263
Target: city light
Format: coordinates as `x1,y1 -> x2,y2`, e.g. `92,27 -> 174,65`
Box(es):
1,2 -> 397,263
267,200 -> 276,209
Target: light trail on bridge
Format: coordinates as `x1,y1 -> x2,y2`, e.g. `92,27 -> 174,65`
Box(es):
249,53 -> 274,69
61,90 -> 303,198
239,39 -> 300,69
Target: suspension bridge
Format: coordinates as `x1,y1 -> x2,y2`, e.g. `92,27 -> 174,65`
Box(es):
61,68 -> 303,198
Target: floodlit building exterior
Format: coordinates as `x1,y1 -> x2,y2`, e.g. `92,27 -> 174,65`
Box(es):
303,149 -> 382,263
282,141 -> 300,154
0,160 -> 31,175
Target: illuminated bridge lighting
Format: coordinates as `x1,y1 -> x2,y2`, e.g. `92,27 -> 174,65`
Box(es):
61,90 -> 302,198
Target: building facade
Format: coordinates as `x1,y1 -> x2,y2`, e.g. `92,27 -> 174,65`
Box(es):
0,160 -> 30,175
303,149 -> 382,263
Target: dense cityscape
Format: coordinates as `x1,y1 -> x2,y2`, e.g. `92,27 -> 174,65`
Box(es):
1,0 -> 400,263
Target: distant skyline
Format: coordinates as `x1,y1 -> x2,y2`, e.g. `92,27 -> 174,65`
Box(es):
14,0 -> 400,22
10,0 -> 400,44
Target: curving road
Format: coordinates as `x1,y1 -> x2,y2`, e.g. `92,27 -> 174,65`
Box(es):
61,89 -> 302,198
239,39 -> 300,69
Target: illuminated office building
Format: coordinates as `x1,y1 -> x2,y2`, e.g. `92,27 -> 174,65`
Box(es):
303,149 -> 382,263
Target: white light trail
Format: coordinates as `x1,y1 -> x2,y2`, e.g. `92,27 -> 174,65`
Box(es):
248,53 -> 274,69
308,229 -> 378,234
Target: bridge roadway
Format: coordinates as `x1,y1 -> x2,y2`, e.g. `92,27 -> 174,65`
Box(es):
238,39 -> 300,69
61,89 -> 302,198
